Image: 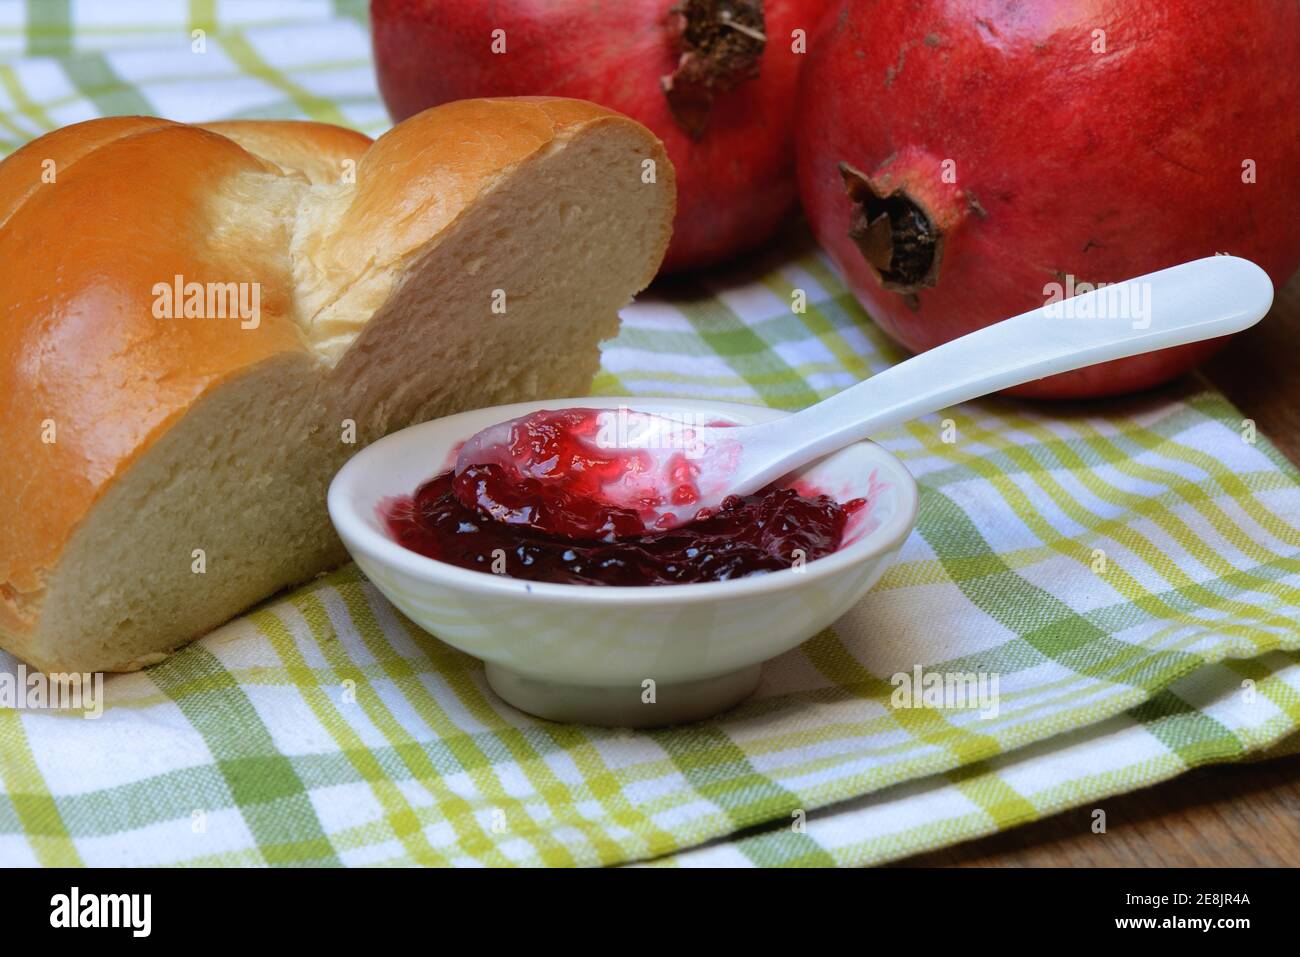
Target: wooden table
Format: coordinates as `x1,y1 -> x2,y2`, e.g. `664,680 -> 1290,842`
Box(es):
903,269 -> 1300,867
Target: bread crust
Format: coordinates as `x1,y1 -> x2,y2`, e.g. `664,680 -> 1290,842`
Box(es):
198,119 -> 372,184
0,98 -> 672,659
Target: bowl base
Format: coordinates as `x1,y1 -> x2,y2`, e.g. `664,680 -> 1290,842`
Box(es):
484,662 -> 762,727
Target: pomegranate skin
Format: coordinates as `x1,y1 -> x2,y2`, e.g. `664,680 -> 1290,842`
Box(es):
797,0 -> 1300,399
372,0 -> 833,273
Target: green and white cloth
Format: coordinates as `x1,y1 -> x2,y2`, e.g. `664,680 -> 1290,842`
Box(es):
1,1 -> 1298,867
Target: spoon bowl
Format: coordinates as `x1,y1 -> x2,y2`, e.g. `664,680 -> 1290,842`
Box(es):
329,396 -> 917,726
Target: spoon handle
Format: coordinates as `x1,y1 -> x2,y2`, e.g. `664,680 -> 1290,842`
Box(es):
742,256 -> 1273,489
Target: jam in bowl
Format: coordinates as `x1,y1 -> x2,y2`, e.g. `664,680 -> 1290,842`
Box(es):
327,398 -> 918,726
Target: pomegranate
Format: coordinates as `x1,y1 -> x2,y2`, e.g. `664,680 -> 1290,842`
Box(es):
797,0 -> 1300,398
372,0 -> 833,273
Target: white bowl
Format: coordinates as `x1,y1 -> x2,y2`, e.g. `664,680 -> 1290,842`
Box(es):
327,397 -> 918,726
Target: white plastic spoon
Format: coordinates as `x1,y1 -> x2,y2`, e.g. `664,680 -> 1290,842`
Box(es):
456,255 -> 1273,532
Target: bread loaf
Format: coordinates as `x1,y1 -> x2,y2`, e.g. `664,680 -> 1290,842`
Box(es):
0,97 -> 675,673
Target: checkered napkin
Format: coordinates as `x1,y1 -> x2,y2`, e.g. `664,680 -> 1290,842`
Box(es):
1,2 -> 1298,867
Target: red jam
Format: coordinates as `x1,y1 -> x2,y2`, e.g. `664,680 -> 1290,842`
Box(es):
451,407 -> 703,538
454,463 -> 648,540
383,469 -> 862,586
